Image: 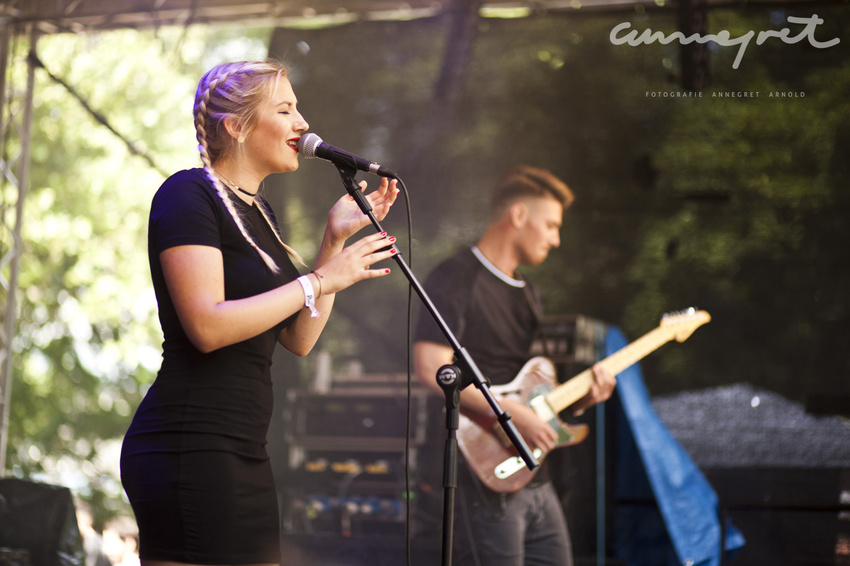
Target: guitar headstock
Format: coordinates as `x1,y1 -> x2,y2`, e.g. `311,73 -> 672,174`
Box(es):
660,308 -> 711,342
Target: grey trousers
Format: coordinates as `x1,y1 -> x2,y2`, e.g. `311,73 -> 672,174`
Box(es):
452,476 -> 574,566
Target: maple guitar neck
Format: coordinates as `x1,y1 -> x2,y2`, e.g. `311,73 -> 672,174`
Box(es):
544,310 -> 710,413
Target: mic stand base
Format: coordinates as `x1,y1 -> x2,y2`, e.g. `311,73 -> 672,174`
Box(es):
435,364 -> 466,566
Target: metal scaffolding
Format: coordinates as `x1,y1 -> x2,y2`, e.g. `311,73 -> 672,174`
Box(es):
0,22 -> 36,472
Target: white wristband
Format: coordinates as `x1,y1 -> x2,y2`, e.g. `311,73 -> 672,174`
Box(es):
296,275 -> 320,318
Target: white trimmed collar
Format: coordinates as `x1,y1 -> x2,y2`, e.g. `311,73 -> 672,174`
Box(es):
471,246 -> 526,288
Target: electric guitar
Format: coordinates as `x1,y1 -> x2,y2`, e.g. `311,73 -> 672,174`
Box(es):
457,308 -> 711,494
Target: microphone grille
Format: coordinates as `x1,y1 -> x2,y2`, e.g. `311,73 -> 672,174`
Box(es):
297,133 -> 322,159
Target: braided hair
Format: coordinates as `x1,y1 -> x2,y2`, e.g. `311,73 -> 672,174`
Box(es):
193,60 -> 305,272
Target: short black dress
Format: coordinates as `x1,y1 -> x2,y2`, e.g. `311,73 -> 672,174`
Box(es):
120,169 -> 300,563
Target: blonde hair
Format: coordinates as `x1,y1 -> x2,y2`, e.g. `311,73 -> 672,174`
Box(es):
193,60 -> 305,272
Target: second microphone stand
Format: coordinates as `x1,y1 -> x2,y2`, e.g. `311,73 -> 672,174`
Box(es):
331,164 -> 539,566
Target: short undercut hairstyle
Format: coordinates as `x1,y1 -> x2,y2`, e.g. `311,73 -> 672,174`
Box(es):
489,165 -> 575,221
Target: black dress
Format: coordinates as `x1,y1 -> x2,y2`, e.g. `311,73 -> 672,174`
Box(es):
120,169 -> 300,563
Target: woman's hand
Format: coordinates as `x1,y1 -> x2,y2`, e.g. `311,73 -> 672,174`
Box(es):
325,177 -> 399,243
278,230 -> 397,355
313,231 -> 397,295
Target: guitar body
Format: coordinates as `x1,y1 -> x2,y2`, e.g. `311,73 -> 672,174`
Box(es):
457,356 -> 589,494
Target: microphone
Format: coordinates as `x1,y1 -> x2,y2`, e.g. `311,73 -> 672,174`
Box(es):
297,133 -> 397,178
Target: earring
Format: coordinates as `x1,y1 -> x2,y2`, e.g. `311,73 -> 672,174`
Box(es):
237,135 -> 246,144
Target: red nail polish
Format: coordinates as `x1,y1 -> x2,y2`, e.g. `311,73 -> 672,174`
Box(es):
384,269 -> 391,274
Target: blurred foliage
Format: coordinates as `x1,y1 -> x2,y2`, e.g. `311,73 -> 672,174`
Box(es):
620,9 -> 850,397
2,4 -> 848,527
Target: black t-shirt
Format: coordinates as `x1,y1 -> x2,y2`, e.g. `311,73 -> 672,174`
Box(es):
415,247 -> 542,386
123,168 -> 300,460
415,247 -> 552,486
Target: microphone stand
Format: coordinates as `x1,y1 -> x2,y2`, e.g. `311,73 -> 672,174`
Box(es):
331,164 -> 539,565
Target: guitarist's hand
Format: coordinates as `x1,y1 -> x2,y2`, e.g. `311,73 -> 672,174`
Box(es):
502,398 -> 559,455
572,362 -> 616,416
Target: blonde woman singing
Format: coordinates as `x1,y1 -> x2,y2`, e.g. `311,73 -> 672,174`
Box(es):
120,60 -> 399,565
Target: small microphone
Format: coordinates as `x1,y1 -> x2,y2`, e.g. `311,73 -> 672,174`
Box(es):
297,133 -> 398,179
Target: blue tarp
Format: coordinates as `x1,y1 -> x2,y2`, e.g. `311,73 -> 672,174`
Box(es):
606,326 -> 746,566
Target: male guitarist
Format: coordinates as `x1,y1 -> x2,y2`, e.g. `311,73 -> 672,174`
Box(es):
414,165 -> 616,566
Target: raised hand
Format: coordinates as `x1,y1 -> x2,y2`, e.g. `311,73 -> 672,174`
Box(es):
326,177 -> 400,242
313,231 -> 397,295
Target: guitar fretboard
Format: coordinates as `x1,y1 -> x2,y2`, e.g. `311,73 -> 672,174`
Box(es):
544,325 -> 674,413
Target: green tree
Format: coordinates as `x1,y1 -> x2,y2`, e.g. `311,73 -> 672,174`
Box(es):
625,9 -> 850,399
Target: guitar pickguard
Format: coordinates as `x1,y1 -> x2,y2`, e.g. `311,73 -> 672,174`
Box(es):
527,384 -> 582,446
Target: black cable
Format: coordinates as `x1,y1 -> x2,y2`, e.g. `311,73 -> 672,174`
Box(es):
396,176 -> 416,566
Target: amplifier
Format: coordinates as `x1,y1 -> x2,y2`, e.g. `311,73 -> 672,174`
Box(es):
530,314 -> 608,372
284,447 -> 414,496
279,385 -> 443,539
284,492 -> 408,538
282,385 -> 435,449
